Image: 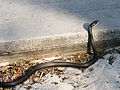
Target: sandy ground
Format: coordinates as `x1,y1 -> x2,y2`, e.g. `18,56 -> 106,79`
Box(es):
0,46 -> 119,90
19,49 -> 120,90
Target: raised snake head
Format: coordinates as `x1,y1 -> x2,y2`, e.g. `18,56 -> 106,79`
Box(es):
90,20 -> 99,27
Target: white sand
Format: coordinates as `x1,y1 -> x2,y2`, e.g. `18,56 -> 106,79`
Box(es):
14,50 -> 120,90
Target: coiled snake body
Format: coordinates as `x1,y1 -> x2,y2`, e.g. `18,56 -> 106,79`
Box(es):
0,20 -> 99,88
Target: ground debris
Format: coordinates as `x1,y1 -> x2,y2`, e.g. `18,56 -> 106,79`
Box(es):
0,47 -> 119,90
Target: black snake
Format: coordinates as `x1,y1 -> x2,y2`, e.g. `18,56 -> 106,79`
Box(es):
0,20 -> 99,88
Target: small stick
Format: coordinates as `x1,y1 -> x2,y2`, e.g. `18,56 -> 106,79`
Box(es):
40,72 -> 44,79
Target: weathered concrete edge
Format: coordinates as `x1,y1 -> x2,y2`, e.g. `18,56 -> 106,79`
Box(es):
0,29 -> 119,63
0,29 -> 120,55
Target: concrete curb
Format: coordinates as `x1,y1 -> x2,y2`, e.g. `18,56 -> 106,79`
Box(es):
0,29 -> 119,55
0,29 -> 119,63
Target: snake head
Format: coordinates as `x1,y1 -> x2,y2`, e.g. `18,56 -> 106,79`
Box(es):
90,20 -> 99,27
94,20 -> 99,25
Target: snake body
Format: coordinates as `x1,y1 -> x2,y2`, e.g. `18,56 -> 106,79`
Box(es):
0,20 -> 99,88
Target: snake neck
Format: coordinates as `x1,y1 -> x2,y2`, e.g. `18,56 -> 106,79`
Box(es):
88,20 -> 99,57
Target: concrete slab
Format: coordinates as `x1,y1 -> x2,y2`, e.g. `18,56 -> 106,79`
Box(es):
0,0 -> 120,54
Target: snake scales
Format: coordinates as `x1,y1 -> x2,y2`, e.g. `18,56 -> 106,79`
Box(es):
0,20 -> 99,88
